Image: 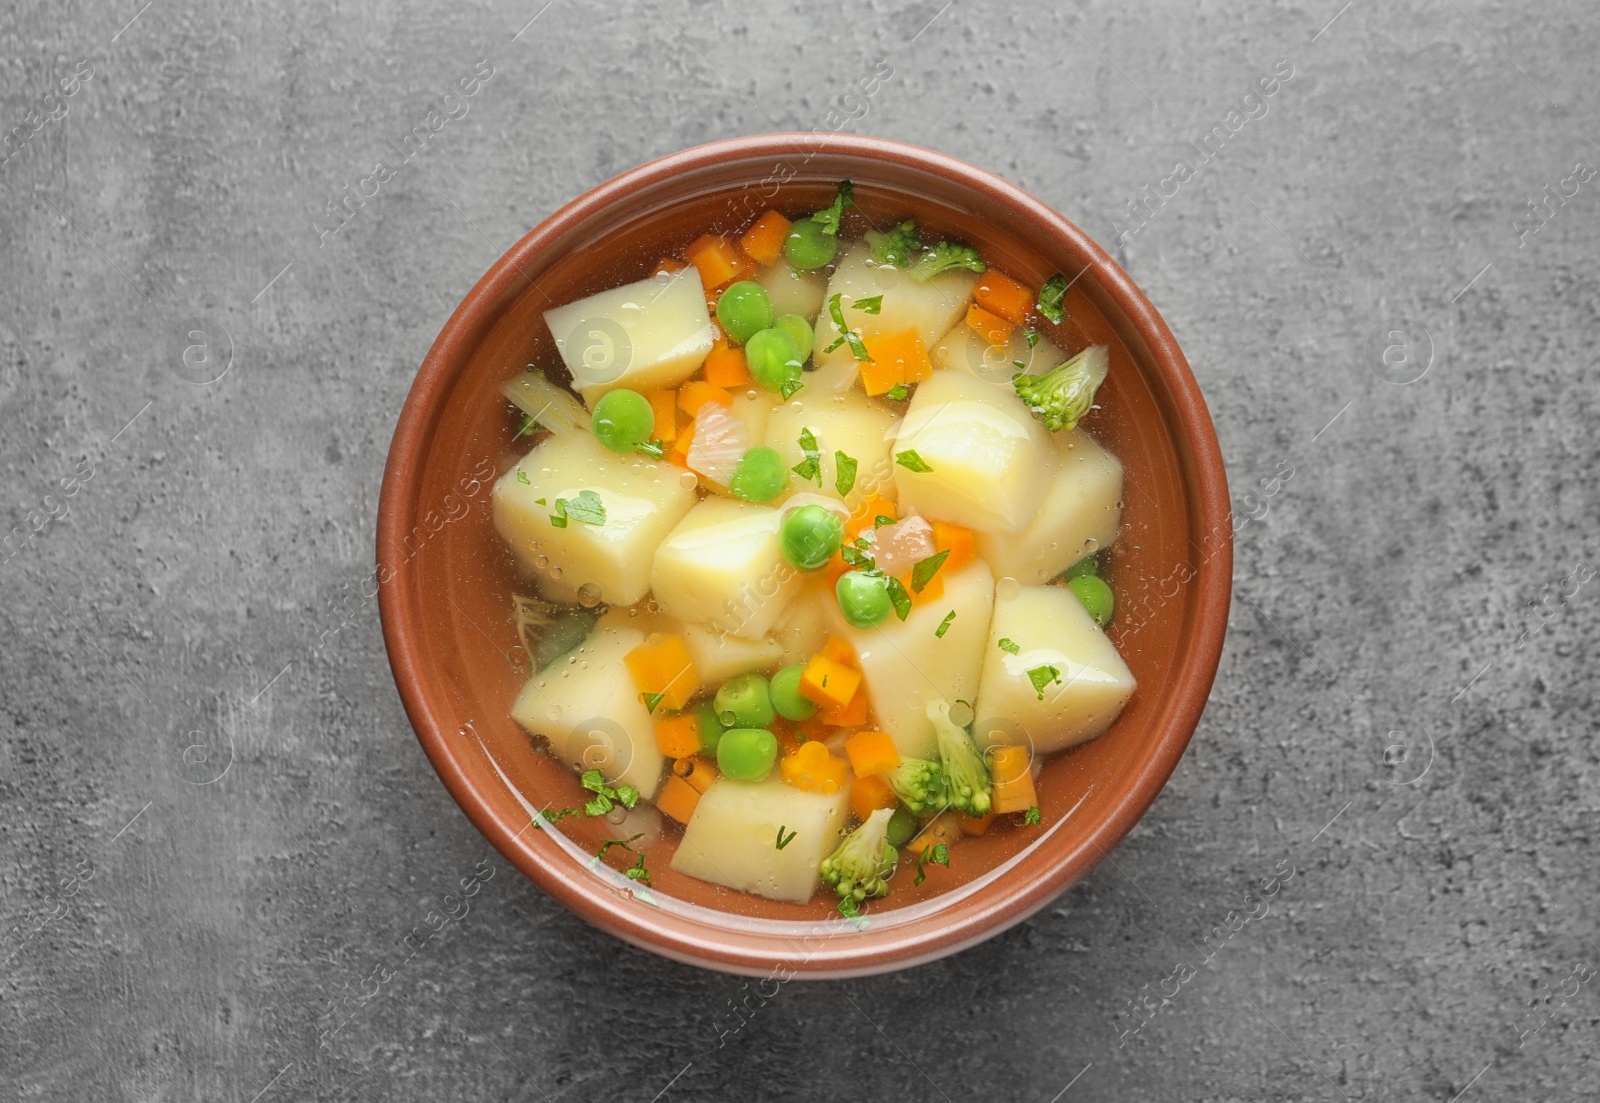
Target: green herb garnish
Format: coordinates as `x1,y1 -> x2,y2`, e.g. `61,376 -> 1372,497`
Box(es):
779,377 -> 805,400
642,691 -> 665,714
1024,807 -> 1042,825
579,769 -> 639,817
885,383 -> 909,401
811,179 -> 854,237
894,450 -> 932,473
537,806 -> 579,825
1023,329 -> 1040,349
791,427 -> 822,486
913,842 -> 951,886
1026,665 -> 1062,700
853,295 -> 883,314
824,293 -> 873,362
623,852 -> 651,885
636,440 -> 666,460
998,638 -> 1021,655
775,826 -> 797,850
516,469 -> 531,485
910,549 -> 950,593
834,451 -> 858,496
1037,273 -> 1068,324
935,610 -> 957,638
513,412 -> 537,440
563,489 -> 606,526
596,833 -> 643,862
885,576 -> 912,621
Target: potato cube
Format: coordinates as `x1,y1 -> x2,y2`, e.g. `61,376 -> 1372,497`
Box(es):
973,584 -> 1135,755
755,261 -> 827,320
976,428 -> 1124,584
680,622 -> 785,683
650,498 -> 803,640
511,625 -> 667,799
764,389 -> 899,506
492,432 -> 696,606
931,323 -> 1069,387
544,268 -> 714,406
826,561 -> 995,759
812,242 -> 979,372
671,776 -> 849,903
892,368 -> 1054,535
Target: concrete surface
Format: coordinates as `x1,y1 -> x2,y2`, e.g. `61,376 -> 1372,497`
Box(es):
3,0 -> 1598,1099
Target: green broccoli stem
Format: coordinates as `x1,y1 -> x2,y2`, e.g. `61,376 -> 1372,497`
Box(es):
819,808 -> 898,902
1012,345 -> 1109,433
928,699 -> 992,817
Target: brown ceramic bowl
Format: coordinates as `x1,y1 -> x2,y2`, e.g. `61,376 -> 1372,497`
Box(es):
377,134 -> 1231,978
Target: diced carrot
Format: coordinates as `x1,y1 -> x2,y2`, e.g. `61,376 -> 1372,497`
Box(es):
780,740 -> 849,795
795,713 -> 831,742
849,775 -> 898,820
973,270 -> 1034,324
960,811 -> 997,836
906,811 -> 964,855
654,257 -> 688,276
647,389 -> 678,444
844,730 -> 900,777
846,494 -> 896,539
768,716 -> 802,756
823,552 -> 852,587
819,684 -> 868,727
857,353 -> 902,397
701,340 -> 750,387
654,713 -> 703,759
682,757 -> 718,794
929,520 -> 976,573
989,745 -> 1038,814
800,653 -> 861,708
685,234 -> 752,289
862,328 -> 933,385
623,634 -> 700,713
667,416 -> 696,468
821,636 -> 856,667
966,302 -> 1015,346
656,775 -> 701,824
678,380 -> 733,416
740,210 -> 792,266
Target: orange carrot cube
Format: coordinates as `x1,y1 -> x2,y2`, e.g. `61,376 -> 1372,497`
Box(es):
849,775 -> 898,821
966,302 -> 1015,346
685,234 -> 752,289
973,270 -> 1034,324
780,740 -> 849,795
654,713 -> 703,759
677,380 -> 733,416
819,685 -> 868,727
989,745 -> 1037,814
701,340 -> 750,387
623,634 -> 700,712
960,811 -> 997,836
800,653 -> 861,708
647,389 -> 678,444
844,730 -> 901,777
820,636 -> 856,667
846,494 -> 896,539
930,520 -> 976,573
740,210 -> 792,266
656,774 -> 701,824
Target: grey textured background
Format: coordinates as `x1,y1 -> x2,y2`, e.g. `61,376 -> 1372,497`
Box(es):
4,0 -> 1598,1099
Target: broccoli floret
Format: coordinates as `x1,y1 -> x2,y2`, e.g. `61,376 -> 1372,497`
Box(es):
928,699 -> 992,817
819,807 -> 898,904
1012,345 -> 1109,433
866,219 -> 923,267
907,241 -> 986,282
882,757 -> 945,815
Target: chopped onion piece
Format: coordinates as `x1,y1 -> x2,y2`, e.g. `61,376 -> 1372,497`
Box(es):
686,402 -> 749,486
502,371 -> 591,437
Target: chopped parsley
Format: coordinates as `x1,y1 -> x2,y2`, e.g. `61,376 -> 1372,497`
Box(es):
535,497 -> 547,506
853,295 -> 884,314
998,638 -> 1021,655
516,469 -> 531,485
913,842 -> 951,886
935,610 -> 957,638
537,805 -> 579,825
910,549 -> 950,593
1023,329 -> 1040,349
1024,806 -> 1042,825
623,852 -> 651,885
641,691 -> 665,714
812,179 -> 854,237
779,377 -> 805,400
580,769 -> 639,817
775,826 -> 797,851
885,383 -> 910,401
866,219 -> 923,267
636,440 -> 666,460
874,515 -> 895,528
596,833 -> 643,862
894,449 -> 932,473
551,489 -> 606,529
1026,664 -> 1062,700
885,576 -> 912,621
834,451 -> 858,496
839,536 -> 875,570
1037,273 -> 1068,324
791,428 -> 823,486
824,293 -> 873,362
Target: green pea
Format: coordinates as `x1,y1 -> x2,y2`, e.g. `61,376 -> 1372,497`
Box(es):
744,327 -> 804,394
1063,553 -> 1101,581
886,806 -> 918,849
716,727 -> 779,782
773,313 -> 814,363
729,446 -> 789,503
714,673 -> 776,730
1068,575 -> 1115,626
784,218 -> 838,270
693,700 -> 725,754
715,280 -> 774,345
780,504 -> 844,571
769,663 -> 818,721
590,389 -> 654,454
836,571 -> 892,629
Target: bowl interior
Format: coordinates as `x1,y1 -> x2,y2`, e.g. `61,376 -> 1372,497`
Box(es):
379,137 -> 1229,976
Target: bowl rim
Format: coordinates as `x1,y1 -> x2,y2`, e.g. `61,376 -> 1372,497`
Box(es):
377,132 -> 1232,978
